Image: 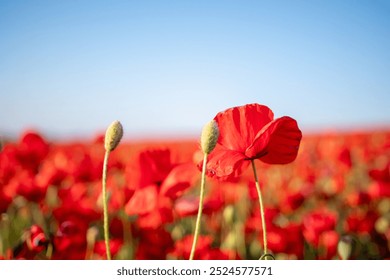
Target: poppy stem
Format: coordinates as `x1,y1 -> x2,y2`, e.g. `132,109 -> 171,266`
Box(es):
189,153 -> 208,260
46,243 -> 53,259
102,150 -> 112,260
251,159 -> 269,259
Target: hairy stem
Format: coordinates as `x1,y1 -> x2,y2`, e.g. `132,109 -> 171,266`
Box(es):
189,153 -> 208,260
251,160 -> 269,259
102,151 -> 111,260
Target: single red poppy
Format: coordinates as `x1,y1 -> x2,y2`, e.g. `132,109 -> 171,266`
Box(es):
205,103 -> 302,180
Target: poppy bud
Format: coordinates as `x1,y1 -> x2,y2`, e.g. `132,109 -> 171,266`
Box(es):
87,226 -> 99,244
378,199 -> 390,215
337,235 -> 353,260
222,231 -> 237,250
249,239 -> 262,259
375,216 -> 389,234
200,120 -> 219,154
223,205 -> 235,225
104,121 -> 123,152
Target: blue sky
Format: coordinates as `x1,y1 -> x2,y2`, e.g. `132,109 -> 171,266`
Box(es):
1,0 -> 389,139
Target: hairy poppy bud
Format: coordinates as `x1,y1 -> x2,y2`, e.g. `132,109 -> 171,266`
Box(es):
338,235 -> 353,260
104,120 -> 123,152
200,120 -> 219,154
223,205 -> 235,225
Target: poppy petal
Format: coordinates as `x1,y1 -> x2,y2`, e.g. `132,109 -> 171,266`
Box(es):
246,116 -> 302,164
205,146 -> 249,180
160,163 -> 199,199
124,185 -> 158,216
214,103 -> 274,153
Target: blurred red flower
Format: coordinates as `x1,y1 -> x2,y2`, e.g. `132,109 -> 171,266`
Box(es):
169,235 -> 231,260
17,131 -> 49,173
52,219 -> 88,259
12,170 -> 47,202
134,227 -> 173,260
12,225 -> 48,259
303,209 -> 337,247
160,162 -> 199,199
318,230 -> 339,259
205,103 -> 302,180
94,239 -> 123,259
124,148 -> 198,229
126,149 -> 174,188
174,194 -> 223,217
345,210 -> 378,234
368,163 -> 390,199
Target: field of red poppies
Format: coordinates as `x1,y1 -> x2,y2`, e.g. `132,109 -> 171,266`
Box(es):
1,105 -> 389,260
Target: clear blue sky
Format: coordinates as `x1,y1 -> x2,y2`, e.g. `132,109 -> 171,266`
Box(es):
1,0 -> 389,139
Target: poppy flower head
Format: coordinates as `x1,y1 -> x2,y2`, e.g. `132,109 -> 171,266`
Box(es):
303,209 -> 337,246
215,104 -> 274,153
12,225 -> 48,259
206,103 -> 302,180
127,148 -> 174,188
17,131 -> 49,172
27,225 -> 48,253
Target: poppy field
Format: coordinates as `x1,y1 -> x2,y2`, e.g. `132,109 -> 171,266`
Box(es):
0,103 -> 389,260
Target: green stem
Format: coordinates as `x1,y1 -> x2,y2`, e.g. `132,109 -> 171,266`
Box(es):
251,160 -> 269,259
102,151 -> 111,260
46,243 -> 53,259
121,211 -> 133,259
189,153 -> 208,260
0,215 -> 5,256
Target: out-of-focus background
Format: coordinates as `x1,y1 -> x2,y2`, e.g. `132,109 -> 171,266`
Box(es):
1,1 -> 390,261
1,0 -> 389,140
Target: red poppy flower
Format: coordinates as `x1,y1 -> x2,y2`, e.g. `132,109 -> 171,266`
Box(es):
303,209 -> 337,247
125,185 -> 158,216
13,170 -> 47,202
174,194 -> 223,217
124,148 -> 199,228
134,227 -> 173,259
169,235 -> 231,260
205,103 -> 302,180
17,131 -> 49,173
52,219 -> 88,259
126,148 -> 174,188
0,144 -> 19,186
0,190 -> 11,214
94,239 -> 123,259
160,162 -> 199,199
345,210 -> 378,234
12,225 -> 48,259
318,230 -> 339,260
284,222 -> 304,259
